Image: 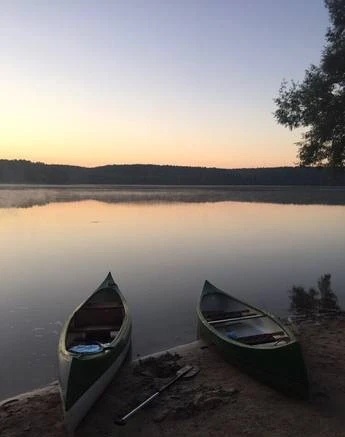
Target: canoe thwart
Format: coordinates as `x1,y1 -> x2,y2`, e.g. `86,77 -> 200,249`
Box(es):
204,309 -> 251,321
209,314 -> 264,325
70,325 -> 121,332
85,302 -> 124,309
232,332 -> 289,345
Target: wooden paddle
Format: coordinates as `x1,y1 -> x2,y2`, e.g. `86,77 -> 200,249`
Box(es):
114,365 -> 199,425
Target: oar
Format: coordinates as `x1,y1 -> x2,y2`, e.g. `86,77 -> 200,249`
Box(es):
114,365 -> 199,425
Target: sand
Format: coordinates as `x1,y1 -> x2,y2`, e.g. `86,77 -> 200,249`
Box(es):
1,318 -> 345,437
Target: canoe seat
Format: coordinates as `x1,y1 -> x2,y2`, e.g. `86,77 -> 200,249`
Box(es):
69,326 -> 120,344
209,314 -> 263,325
73,307 -> 124,328
204,309 -> 250,321
71,325 -> 120,332
85,302 -> 123,309
237,331 -> 289,345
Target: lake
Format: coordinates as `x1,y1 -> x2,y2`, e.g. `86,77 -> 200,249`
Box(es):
1,185 -> 345,401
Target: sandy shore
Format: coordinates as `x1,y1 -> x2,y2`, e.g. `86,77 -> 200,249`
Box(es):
2,318 -> 345,437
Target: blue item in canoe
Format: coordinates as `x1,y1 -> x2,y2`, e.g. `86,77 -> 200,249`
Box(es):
227,331 -> 238,339
69,344 -> 103,354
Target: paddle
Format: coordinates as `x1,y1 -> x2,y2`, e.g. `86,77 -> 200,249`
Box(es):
114,365 -> 199,425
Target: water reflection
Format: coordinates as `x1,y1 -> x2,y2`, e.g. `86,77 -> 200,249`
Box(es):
1,185 -> 345,209
0,190 -> 345,400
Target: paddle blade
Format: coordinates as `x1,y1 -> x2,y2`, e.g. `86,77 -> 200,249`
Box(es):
176,365 -> 193,377
182,366 -> 200,379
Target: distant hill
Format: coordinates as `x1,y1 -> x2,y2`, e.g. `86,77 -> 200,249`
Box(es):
0,159 -> 344,185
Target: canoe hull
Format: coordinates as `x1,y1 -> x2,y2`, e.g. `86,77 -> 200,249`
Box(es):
58,273 -> 132,431
198,318 -> 308,398
197,281 -> 309,399
61,337 -> 131,432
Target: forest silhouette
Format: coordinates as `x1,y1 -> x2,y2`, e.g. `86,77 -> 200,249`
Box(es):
1,160 -> 345,185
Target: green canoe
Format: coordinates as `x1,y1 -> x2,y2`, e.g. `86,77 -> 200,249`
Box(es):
58,272 -> 131,431
197,281 -> 309,398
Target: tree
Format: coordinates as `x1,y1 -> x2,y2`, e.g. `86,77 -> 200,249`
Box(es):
318,273 -> 339,311
288,273 -> 340,315
274,0 -> 345,167
288,285 -> 319,315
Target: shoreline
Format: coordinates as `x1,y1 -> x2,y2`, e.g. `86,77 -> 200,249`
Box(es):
2,319 -> 345,436
0,341 -> 203,412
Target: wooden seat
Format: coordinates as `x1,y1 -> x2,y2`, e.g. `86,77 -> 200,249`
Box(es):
71,325 -> 120,332
73,307 -> 123,328
209,314 -> 263,325
84,302 -> 123,309
204,309 -> 250,321
237,331 -> 288,345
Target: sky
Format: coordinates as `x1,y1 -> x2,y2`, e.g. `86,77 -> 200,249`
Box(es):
1,0 -> 329,168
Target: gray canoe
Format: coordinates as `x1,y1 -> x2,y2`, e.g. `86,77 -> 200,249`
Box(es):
58,272 -> 131,431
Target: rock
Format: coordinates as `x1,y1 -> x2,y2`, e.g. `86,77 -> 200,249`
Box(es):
136,369 -> 155,378
192,393 -> 203,408
133,353 -> 182,378
1,399 -> 19,409
199,396 -> 223,410
228,388 -> 240,396
152,408 -> 170,423
173,405 -> 193,420
190,386 -> 240,412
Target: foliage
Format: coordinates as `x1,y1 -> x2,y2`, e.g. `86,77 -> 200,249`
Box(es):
1,159 -> 345,185
274,0 -> 345,167
318,273 -> 340,311
288,273 -> 340,315
288,286 -> 319,315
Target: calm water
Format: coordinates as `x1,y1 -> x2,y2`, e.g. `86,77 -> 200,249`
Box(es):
1,185 -> 345,400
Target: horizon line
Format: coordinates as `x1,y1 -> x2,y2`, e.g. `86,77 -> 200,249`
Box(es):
1,158 -> 307,172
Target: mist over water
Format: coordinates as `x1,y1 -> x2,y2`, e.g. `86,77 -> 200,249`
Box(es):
1,185 -> 345,400
1,184 -> 345,208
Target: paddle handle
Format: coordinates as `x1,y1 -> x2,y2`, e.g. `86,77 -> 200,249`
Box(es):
118,392 -> 159,423
115,366 -> 192,425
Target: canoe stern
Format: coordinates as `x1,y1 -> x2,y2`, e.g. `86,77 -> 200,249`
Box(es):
197,315 -> 309,399
197,281 -> 309,399
58,272 -> 132,431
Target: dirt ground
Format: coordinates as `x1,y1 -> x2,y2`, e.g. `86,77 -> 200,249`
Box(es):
2,318 -> 345,437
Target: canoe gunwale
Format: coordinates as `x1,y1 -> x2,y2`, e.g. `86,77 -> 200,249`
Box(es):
198,281 -> 296,351
59,274 -> 131,359
197,281 -> 309,398
58,272 -> 132,430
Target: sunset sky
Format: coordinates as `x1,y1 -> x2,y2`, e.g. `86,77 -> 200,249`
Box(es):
1,1 -> 329,168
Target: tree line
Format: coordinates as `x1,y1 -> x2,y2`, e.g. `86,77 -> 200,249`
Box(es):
1,159 -> 345,185
288,274 -> 340,316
